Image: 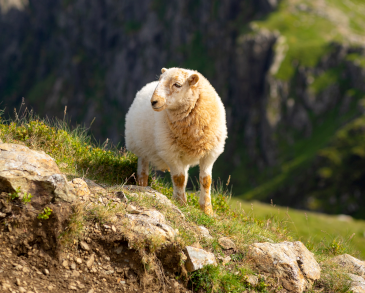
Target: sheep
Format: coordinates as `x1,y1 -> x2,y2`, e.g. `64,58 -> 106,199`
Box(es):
125,67 -> 227,215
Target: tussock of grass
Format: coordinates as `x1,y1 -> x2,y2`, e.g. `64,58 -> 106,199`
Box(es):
0,110 -> 137,185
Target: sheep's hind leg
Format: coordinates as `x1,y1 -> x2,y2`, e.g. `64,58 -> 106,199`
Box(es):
199,156 -> 215,216
137,157 -> 149,186
171,167 -> 188,205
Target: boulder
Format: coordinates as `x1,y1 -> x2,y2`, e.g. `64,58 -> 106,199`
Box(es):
332,254 -> 365,277
184,246 -> 217,272
125,208 -> 177,242
247,241 -> 320,293
0,143 -> 75,206
348,274 -> 365,293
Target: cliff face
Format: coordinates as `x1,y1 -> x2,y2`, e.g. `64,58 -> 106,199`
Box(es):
1,0 -> 365,216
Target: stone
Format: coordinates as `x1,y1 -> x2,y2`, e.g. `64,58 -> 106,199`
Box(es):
348,274 -> 365,293
19,287 -> 26,293
84,179 -> 107,195
123,185 -> 184,218
247,241 -> 320,293
198,226 -> 213,240
87,289 -> 95,293
80,241 -> 90,251
112,225 -> 117,232
22,267 -> 30,273
70,262 -> 76,270
218,237 -> 236,250
114,246 -> 123,255
62,260 -> 69,268
125,209 -> 177,242
332,254 -> 365,277
184,246 -> 217,272
86,254 -> 95,268
71,270 -> 80,278
76,258 -> 82,264
0,143 -> 76,203
44,268 -> 49,275
68,178 -> 91,199
47,285 -> 54,291
246,275 -> 259,286
115,191 -> 128,203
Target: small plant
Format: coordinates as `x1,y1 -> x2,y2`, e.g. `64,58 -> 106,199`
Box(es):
8,187 -> 21,201
37,207 -> 53,220
21,192 -> 33,204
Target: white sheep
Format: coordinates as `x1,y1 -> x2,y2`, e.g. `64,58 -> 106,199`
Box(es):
125,67 -> 227,215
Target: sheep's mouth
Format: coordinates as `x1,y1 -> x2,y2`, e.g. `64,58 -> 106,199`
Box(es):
152,104 -> 167,112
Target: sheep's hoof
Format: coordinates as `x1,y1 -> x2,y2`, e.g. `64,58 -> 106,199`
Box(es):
200,204 -> 214,216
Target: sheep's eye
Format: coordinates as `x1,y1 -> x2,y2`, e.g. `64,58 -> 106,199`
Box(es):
174,83 -> 182,88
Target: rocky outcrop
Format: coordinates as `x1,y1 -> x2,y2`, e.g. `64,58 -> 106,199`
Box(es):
0,143 -> 75,206
332,254 -> 365,277
247,241 -> 321,293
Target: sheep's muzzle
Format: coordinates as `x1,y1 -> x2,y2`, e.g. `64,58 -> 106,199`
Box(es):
151,94 -> 167,112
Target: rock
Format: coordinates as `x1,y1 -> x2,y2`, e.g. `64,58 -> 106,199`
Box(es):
62,260 -> 69,268
70,262 -> 76,270
247,241 -> 320,293
22,267 -> 30,273
87,289 -> 95,293
19,287 -> 26,293
184,246 -> 217,272
0,143 -> 76,204
80,241 -> 91,251
114,246 -> 123,255
68,178 -> 91,199
86,254 -> 95,268
246,275 -> 259,286
123,185 -> 185,218
112,225 -> 116,232
76,258 -> 82,264
71,270 -> 80,277
198,226 -> 213,240
84,179 -> 106,195
332,254 -> 365,277
115,191 -> 128,203
16,278 -> 21,286
348,274 -> 365,293
44,268 -> 49,275
125,209 -> 177,242
218,237 -> 236,250
0,212 -> 6,218
47,285 -> 54,291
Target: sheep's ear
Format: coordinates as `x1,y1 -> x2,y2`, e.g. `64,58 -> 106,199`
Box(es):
161,68 -> 167,74
188,74 -> 199,86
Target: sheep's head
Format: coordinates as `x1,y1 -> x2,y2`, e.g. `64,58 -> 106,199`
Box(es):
151,67 -> 199,112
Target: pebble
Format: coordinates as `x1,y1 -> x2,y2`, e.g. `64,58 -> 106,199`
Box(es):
112,225 -> 116,232
86,254 -> 95,268
71,270 -> 80,277
62,260 -> 69,268
76,258 -> 83,264
71,262 -> 76,270
22,267 -> 30,273
19,287 -> 26,293
47,285 -> 54,291
44,268 -> 50,275
16,278 -> 21,286
80,241 -> 91,251
87,289 -> 94,293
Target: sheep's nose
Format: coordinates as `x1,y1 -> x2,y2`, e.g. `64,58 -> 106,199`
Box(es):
151,100 -> 158,106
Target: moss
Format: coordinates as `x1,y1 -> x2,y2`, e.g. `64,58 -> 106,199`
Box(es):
309,68 -> 341,95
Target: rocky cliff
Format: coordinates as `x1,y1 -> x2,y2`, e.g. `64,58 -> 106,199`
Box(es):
1,0 -> 365,216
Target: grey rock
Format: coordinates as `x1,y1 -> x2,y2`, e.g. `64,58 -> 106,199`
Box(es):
0,143 -> 75,203
248,241 -> 320,293
332,254 -> 365,277
115,191 -> 129,203
198,226 -> 213,240
348,273 -> 365,293
184,246 -> 217,272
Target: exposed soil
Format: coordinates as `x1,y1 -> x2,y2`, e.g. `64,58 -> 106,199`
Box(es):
0,192 -> 192,293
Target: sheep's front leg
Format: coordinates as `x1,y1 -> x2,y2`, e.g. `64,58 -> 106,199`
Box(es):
199,156 -> 215,216
170,166 -> 188,205
137,157 -> 149,186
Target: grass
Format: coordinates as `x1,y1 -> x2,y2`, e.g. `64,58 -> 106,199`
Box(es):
0,110 -> 359,292
230,198 -> 365,259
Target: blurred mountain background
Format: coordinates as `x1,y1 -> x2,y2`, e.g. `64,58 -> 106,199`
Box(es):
1,0 -> 365,218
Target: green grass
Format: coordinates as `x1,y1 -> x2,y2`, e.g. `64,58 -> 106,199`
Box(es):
230,198 -> 365,259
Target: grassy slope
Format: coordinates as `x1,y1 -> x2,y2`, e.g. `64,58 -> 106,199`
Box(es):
230,198 -> 365,259
0,112 -> 360,292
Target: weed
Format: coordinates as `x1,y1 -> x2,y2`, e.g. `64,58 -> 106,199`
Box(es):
37,207 -> 53,220
8,187 -> 21,201
21,192 -> 32,204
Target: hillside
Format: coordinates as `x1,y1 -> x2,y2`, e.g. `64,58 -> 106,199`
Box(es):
0,0 -> 365,217
1,115 -> 365,292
